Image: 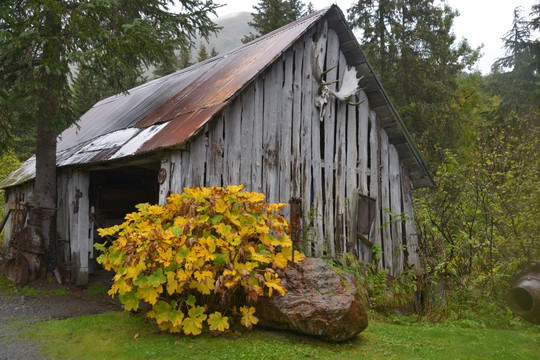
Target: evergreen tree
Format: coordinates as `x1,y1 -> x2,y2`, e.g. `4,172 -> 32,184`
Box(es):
348,0 -> 479,161
242,0 -> 308,43
153,55 -> 181,78
72,67 -> 145,119
198,43 -> 209,62
210,47 -> 219,58
179,47 -> 193,69
490,6 -> 540,118
0,0 -> 219,271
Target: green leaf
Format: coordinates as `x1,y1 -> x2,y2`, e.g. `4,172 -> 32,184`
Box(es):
119,291 -> 139,311
211,215 -> 222,224
147,268 -> 166,287
178,248 -> 190,260
213,253 -> 227,267
169,309 -> 185,327
94,242 -> 108,251
133,274 -> 148,287
182,315 -> 203,335
135,203 -> 149,212
207,311 -> 230,332
182,306 -> 207,335
137,285 -> 162,305
171,226 -> 183,238
186,294 -> 196,307
188,305 -> 206,319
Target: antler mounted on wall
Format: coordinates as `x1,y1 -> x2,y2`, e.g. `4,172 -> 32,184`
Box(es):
312,40 -> 364,121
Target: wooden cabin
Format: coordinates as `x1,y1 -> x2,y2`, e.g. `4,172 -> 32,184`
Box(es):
1,5 -> 433,285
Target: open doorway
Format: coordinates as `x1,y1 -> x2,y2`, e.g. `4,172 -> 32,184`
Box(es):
88,162 -> 159,274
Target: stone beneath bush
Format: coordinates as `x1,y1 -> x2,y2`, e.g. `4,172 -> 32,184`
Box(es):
255,257 -> 368,342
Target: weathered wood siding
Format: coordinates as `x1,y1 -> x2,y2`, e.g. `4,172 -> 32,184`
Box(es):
2,183 -> 33,249
57,169 -> 90,285
157,22 -> 420,275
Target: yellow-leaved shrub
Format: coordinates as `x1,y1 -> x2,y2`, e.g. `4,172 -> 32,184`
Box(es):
96,185 -> 304,335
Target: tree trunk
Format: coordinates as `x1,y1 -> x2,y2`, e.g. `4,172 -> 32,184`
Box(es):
35,115 -> 58,272
34,9 -> 62,273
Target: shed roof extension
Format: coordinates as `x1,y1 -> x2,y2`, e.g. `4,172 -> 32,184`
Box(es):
0,5 -> 433,189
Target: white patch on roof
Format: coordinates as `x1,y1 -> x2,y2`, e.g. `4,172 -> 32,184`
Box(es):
111,122 -> 169,160
80,127 -> 140,152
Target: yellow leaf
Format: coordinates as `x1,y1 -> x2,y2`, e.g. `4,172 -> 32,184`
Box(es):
246,192 -> 265,203
194,270 -> 214,282
126,261 -> 147,280
240,306 -> 259,329
157,246 -> 173,266
189,278 -> 216,295
249,247 -> 271,264
272,252 -> 288,268
207,311 -> 230,332
267,203 -> 288,212
111,278 -> 132,295
281,246 -> 305,263
264,272 -> 286,297
226,184 -> 245,193
255,221 -> 269,235
239,226 -> 255,238
137,284 -> 163,305
166,270 -> 180,295
215,199 -> 228,213
223,269 -> 241,288
182,306 -> 207,335
234,261 -> 259,272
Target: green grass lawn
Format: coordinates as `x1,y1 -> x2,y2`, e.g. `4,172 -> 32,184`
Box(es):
21,311 -> 540,360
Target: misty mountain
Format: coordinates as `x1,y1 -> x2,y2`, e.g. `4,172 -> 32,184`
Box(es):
195,12 -> 254,56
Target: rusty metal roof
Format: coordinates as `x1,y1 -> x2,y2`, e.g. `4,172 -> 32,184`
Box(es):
0,5 -> 433,189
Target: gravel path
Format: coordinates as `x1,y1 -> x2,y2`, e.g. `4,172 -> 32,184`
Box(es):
0,276 -> 121,360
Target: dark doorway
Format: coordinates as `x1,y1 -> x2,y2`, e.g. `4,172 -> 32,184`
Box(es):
89,163 -> 160,227
88,163 -> 159,274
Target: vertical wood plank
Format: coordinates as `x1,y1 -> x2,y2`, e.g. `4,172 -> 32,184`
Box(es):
56,171 -> 70,264
69,170 -> 90,285
169,150 -> 183,193
180,149 -> 191,189
323,28 -> 340,256
262,61 -> 282,204
241,85 -> 256,190
380,130 -> 393,274
389,145 -> 403,275
346,100 -> 358,257
401,164 -> 420,267
225,99 -> 243,186
290,40 -> 303,199
301,30 -> 314,256
158,153 -> 171,205
310,20 -> 328,256
190,131 -> 207,187
207,116 -> 224,187
334,52 -> 348,255
279,48 -> 294,218
355,90 -> 370,261
369,110 -> 383,268
252,78 -> 264,193
357,90 -> 370,195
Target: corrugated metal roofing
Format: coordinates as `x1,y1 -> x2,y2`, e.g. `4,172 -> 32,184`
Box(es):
0,5 -> 433,189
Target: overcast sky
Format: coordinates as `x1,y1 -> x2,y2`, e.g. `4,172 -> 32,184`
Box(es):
211,0 -> 538,74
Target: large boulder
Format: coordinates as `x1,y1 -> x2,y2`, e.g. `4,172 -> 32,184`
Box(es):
255,257 -> 368,342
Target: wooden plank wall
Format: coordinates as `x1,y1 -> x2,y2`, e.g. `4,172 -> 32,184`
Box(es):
2,183 -> 33,249
57,170 -> 90,285
158,21 -> 420,275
